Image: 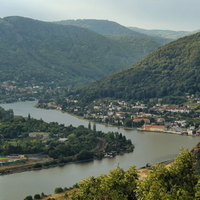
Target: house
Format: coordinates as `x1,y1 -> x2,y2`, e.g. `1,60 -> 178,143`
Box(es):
94,106 -> 101,109
133,118 -> 150,124
115,112 -> 126,118
156,118 -> 165,123
196,129 -> 200,136
174,120 -> 186,127
58,138 -> 68,142
24,154 -> 52,160
29,132 -> 50,139
142,124 -> 166,132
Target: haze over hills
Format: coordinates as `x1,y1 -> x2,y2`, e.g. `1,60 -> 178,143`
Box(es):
129,27 -> 200,41
55,19 -> 147,37
129,27 -> 190,40
0,16 -> 161,90
54,19 -> 171,45
75,32 -> 200,104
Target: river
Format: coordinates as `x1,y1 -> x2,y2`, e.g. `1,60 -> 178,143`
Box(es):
0,101 -> 199,200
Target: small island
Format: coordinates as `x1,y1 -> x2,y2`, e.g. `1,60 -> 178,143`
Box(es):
0,106 -> 134,175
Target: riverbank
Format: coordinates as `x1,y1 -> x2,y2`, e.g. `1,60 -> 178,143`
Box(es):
36,104 -> 196,137
137,128 -> 200,136
35,105 -> 137,131
0,153 -> 128,176
25,160 -> 175,200
1,101 -> 198,200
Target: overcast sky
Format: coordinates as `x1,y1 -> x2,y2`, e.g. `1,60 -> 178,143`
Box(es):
1,0 -> 200,31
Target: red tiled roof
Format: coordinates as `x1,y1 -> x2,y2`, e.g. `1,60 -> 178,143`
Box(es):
133,118 -> 150,122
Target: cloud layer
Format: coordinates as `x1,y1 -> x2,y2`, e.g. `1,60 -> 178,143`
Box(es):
1,0 -> 200,31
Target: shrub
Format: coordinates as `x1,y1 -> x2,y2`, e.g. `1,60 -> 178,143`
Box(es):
34,194 -> 41,199
24,195 -> 32,200
49,160 -> 58,165
32,163 -> 42,168
54,187 -> 64,194
64,192 -> 69,197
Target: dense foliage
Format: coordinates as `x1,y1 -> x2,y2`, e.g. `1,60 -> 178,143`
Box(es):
0,16 -> 160,91
70,149 -> 199,200
106,35 -> 161,63
75,32 -> 200,104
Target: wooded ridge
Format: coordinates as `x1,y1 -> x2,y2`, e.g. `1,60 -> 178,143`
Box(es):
0,16 -> 161,90
74,32 -> 200,104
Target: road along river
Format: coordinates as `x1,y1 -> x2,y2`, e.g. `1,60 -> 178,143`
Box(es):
0,101 -> 199,200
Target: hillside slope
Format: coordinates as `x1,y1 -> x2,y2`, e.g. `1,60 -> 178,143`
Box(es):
0,16 -> 161,89
55,19 -> 146,37
55,19 -> 169,45
75,32 -> 200,103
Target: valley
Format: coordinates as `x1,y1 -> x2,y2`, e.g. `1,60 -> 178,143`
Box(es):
0,14 -> 200,199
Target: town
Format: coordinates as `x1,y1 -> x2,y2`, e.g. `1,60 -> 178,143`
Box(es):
37,94 -> 200,137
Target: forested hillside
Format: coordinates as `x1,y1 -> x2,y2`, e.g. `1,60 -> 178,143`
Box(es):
55,19 -> 169,45
0,16 -> 161,90
75,32 -> 200,103
55,19 -> 146,37
106,35 -> 160,63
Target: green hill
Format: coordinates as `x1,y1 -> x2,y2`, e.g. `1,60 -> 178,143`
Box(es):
55,19 -> 169,45
105,35 -> 161,63
75,32 -> 200,103
0,16 -> 161,90
54,19 -> 146,37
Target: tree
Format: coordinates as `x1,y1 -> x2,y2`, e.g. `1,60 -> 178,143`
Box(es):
24,195 -> 32,200
137,149 -> 198,200
123,118 -> 132,127
28,113 -> 31,121
93,123 -> 96,132
118,133 -> 122,140
54,187 -> 64,194
195,179 -> 200,198
34,194 -> 41,199
32,163 -> 42,169
88,122 -> 91,130
76,150 -> 94,161
70,166 -> 138,200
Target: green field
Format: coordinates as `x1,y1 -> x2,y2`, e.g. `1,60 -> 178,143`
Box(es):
0,157 -> 8,160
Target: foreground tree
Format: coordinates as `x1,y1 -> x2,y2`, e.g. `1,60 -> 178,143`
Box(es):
70,166 -> 138,200
137,149 -> 198,200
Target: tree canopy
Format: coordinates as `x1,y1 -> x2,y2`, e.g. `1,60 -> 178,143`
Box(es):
70,149 -> 199,200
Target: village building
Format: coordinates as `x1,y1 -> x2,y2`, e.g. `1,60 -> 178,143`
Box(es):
58,138 -> 68,142
142,124 -> 166,132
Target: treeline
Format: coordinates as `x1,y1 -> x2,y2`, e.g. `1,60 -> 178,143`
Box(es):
74,32 -> 200,104
0,107 -> 134,160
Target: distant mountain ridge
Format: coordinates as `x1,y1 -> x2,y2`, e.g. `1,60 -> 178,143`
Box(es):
0,16 -> 160,89
129,27 -> 199,40
54,19 -> 146,37
54,19 -> 170,45
75,32 -> 200,103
